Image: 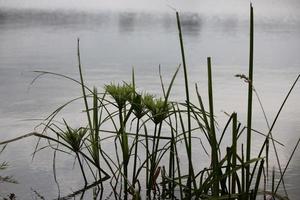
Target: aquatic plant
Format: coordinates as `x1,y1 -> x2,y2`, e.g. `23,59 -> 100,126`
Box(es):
0,4 -> 299,200
105,83 -> 134,200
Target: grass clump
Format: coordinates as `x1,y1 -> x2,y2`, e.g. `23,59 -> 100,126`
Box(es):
143,95 -> 171,125
105,83 -> 134,109
130,93 -> 148,120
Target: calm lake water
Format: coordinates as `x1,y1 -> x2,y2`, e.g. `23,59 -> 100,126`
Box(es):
0,7 -> 299,199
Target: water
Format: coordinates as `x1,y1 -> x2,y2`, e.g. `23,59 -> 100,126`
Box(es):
0,7 -> 299,199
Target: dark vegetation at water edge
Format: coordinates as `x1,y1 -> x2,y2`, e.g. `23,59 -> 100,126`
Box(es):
1,4 -> 300,200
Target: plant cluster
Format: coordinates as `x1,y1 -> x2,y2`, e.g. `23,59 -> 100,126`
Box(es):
0,4 -> 299,200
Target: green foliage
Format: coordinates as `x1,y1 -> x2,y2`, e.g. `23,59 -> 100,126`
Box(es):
143,95 -> 171,124
58,123 -> 87,153
105,83 -> 134,109
130,93 -> 148,119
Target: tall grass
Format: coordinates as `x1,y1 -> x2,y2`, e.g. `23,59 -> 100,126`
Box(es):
246,4 -> 254,196
0,4 -> 299,200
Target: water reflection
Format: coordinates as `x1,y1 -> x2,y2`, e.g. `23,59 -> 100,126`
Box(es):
0,8 -> 111,30
118,12 -> 136,32
2,8 -> 298,37
203,15 -> 240,37
180,13 -> 203,36
56,179 -> 105,200
0,9 -> 206,36
219,17 -> 239,36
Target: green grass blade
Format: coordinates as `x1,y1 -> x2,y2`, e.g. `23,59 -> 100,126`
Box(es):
176,11 -> 197,195
252,160 -> 264,200
207,57 -> 219,197
246,4 -> 254,193
77,39 -> 93,131
231,112 -> 237,194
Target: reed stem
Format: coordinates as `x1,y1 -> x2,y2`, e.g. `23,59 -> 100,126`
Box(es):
246,4 -> 254,194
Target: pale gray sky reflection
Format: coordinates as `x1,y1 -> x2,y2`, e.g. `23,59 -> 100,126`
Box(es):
0,0 -> 300,20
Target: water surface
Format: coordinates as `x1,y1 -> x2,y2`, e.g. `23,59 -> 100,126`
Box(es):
0,8 -> 299,199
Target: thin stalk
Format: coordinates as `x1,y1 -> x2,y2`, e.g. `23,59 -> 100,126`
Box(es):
53,142 -> 61,199
77,39 -> 93,132
232,112 -> 237,195
263,168 -> 267,200
226,147 -> 231,195
176,12 -> 197,197
275,137 -> 300,194
168,125 -> 175,199
148,122 -> 162,198
241,144 -> 245,197
207,57 -> 219,197
154,122 -> 163,166
76,152 -> 88,186
246,4 -> 254,194
252,160 -> 264,200
176,104 -> 197,198
272,167 -> 275,198
92,88 -> 101,170
119,106 -> 129,200
171,104 -> 183,199
144,124 -> 150,198
92,88 -> 104,198
132,119 -> 140,184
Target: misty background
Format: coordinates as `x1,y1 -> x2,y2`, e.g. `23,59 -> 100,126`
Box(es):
1,0 -> 300,19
